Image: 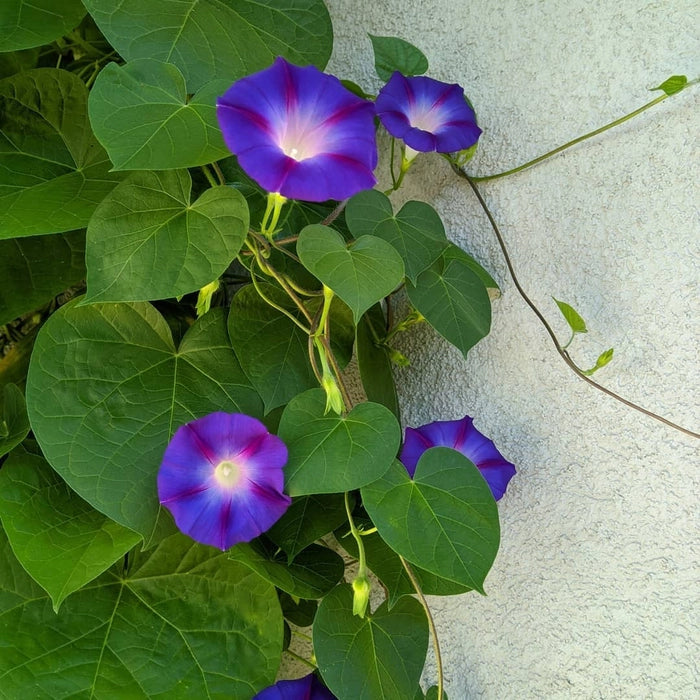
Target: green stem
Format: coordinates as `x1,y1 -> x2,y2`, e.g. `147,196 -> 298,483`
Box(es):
200,165 -> 217,188
292,629 -> 313,643
211,161 -> 226,186
344,492 -> 368,581
399,556 -> 444,700
248,258 -> 311,334
284,649 -> 316,669
470,93 -> 670,182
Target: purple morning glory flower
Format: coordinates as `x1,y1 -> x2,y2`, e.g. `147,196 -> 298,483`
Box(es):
158,412 -> 291,551
216,57 -> 378,202
253,674 -> 336,700
399,416 -> 516,500
375,72 -> 482,154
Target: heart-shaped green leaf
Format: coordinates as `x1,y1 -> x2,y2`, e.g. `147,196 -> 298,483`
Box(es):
82,0 -> 333,91
442,242 -> 499,290
267,493 -> 349,561
362,450 -> 500,592
229,283 -> 317,413
368,35 -> 429,82
314,584 -> 428,700
345,189 -> 447,284
85,170 -> 248,303
26,304 -> 262,543
0,230 -> 86,325
89,60 -> 230,170
0,445 -> 141,611
0,384 -> 29,458
0,69 -> 123,239
0,529 -> 283,698
407,254 -> 491,358
278,389 -> 401,496
230,540 -> 344,599
297,225 -> 404,323
0,1 -> 86,51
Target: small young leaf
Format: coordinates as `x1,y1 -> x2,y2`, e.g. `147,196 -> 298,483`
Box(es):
651,75 -> 688,96
582,347 -> 614,376
278,389 -> 401,496
0,445 -> 141,610
0,384 -> 29,458
314,585 -> 428,700
407,256 -> 491,359
553,297 -> 588,335
345,190 -> 448,284
297,225 -> 404,323
369,35 -> 429,82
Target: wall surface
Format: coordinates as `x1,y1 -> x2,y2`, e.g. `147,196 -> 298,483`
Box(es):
326,1 -> 699,698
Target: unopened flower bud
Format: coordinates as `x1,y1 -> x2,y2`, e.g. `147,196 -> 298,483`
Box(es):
352,574 -> 371,618
322,373 -> 344,415
195,279 -> 220,317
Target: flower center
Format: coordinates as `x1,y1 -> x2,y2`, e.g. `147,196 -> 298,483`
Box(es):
408,103 -> 444,133
277,110 -> 328,161
214,460 -> 241,488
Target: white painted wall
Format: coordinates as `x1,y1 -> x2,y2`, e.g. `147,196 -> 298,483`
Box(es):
327,1 -> 699,697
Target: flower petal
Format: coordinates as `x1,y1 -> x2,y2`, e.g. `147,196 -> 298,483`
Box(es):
217,57 -> 378,202
398,415 -> 515,500
158,412 -> 291,550
376,72 -> 482,154
253,673 -> 336,699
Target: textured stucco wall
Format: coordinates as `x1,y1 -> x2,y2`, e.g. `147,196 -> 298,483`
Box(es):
326,1 -> 699,697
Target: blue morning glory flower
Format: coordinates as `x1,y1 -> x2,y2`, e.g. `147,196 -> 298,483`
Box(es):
399,415 -> 516,500
158,412 -> 291,551
216,57 -> 378,202
253,673 -> 336,699
375,72 -> 482,155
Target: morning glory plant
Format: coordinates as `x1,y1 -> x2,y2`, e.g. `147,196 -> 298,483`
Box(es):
0,3 -> 694,699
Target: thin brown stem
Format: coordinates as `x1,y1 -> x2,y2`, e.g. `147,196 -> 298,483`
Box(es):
321,200 -> 348,226
400,556 -> 444,700
458,172 -> 699,439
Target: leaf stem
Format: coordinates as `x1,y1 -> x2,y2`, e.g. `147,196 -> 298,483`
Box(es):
469,93 -> 672,182
344,493 -> 369,582
400,556 -> 444,700
458,173 -> 699,439
248,258 -> 311,334
200,165 -> 217,188
211,161 -> 226,186
284,649 -> 316,669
